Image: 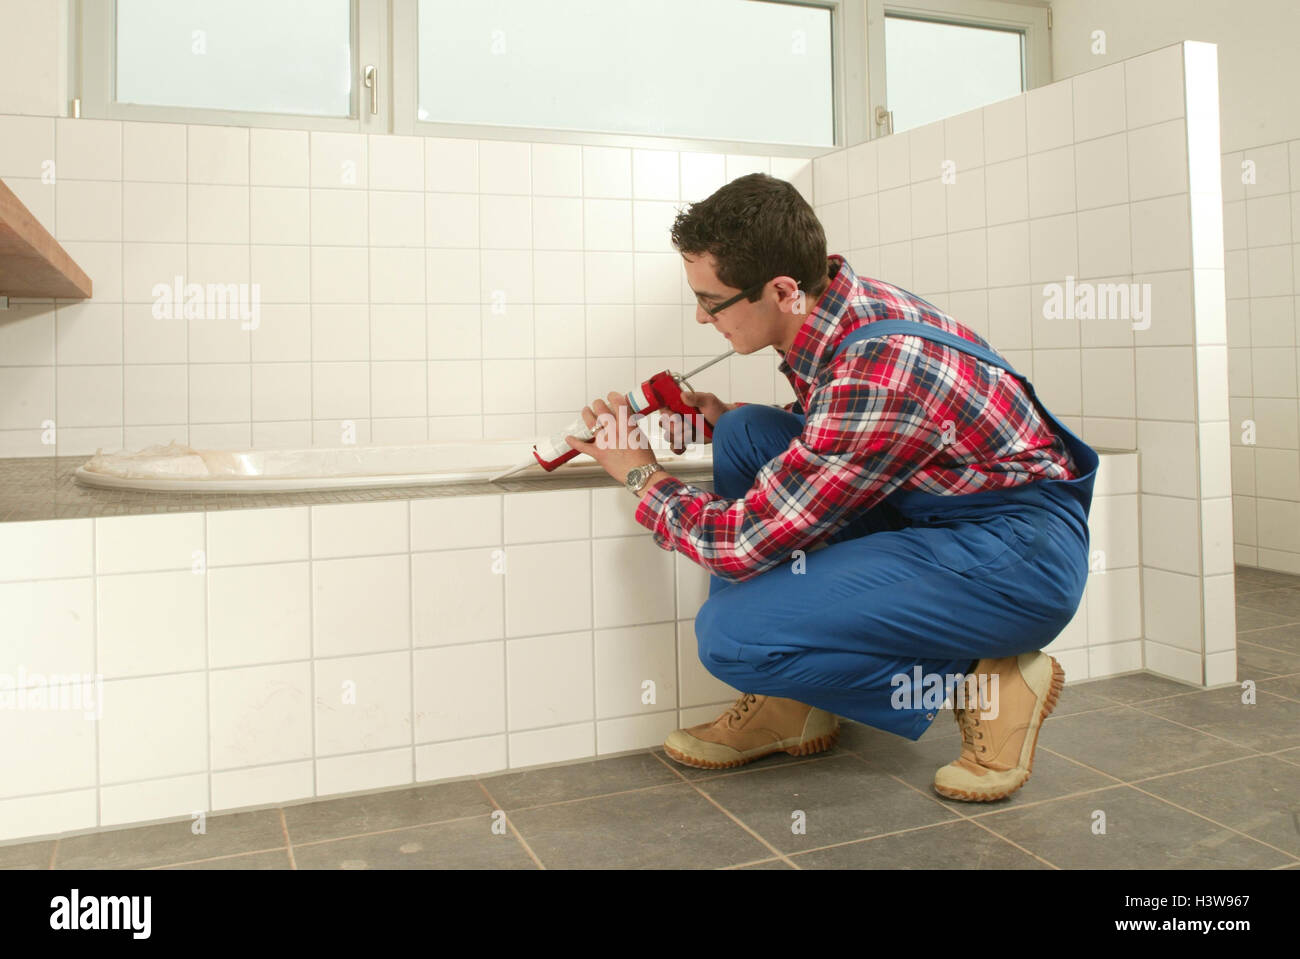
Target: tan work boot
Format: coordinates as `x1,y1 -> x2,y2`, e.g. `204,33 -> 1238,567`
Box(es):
662,693 -> 840,769
932,651 -> 1065,802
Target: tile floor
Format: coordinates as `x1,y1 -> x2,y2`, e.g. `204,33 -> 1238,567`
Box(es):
3,564 -> 1299,870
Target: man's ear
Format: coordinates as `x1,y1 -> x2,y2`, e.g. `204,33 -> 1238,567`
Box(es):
771,276 -> 806,315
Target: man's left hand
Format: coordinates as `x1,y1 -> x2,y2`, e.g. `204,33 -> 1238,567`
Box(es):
565,391 -> 658,482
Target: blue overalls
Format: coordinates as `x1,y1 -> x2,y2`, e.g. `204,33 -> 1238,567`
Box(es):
693,319 -> 1100,740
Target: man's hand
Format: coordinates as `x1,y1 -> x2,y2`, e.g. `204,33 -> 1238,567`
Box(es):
565,391 -> 657,483
658,391 -> 735,449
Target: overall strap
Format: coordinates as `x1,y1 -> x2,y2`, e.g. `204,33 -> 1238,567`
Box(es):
829,319 -> 1020,378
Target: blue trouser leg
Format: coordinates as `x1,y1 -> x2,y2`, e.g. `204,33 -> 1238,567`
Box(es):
699,404 -> 1083,740
708,405 -> 906,596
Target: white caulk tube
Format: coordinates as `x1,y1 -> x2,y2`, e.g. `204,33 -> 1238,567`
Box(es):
534,417 -> 596,464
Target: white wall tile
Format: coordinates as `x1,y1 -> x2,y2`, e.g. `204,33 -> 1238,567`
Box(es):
206,507 -> 309,566
312,554 -> 409,656
413,643 -> 505,742
507,630 -> 593,729
208,562 -> 311,667
95,512 -> 203,574
594,623 -> 676,719
99,672 -> 207,783
0,519 -> 92,582
210,662 -> 312,769
412,548 -> 503,646
313,651 -> 410,755
504,540 -> 591,637
592,535 -> 675,629
250,128 -> 308,187
311,501 -> 408,558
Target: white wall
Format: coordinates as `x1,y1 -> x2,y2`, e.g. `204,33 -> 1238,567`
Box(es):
0,117 -> 810,457
1049,0 -> 1300,152
0,0 -> 68,117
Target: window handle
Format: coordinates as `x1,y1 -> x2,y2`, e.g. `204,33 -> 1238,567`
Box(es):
875,105 -> 894,136
363,64 -> 378,115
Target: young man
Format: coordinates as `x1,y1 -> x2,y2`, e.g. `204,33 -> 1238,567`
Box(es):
566,173 -> 1098,802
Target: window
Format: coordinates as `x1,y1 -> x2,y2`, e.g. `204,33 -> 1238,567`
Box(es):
77,0 -> 386,131
114,0 -> 354,117
883,16 -> 1023,132
78,0 -> 855,149
412,0 -> 836,147
865,0 -> 1049,137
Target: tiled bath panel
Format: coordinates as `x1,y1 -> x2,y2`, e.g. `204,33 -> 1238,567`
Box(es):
0,563 -> 1294,869
0,453 -> 1146,845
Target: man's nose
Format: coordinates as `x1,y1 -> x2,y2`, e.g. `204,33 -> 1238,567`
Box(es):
695,305 -> 713,325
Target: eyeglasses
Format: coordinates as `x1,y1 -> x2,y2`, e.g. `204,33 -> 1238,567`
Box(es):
697,280 -> 768,318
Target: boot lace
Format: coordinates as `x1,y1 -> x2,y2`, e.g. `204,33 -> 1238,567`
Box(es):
724,692 -> 757,725
953,674 -> 987,756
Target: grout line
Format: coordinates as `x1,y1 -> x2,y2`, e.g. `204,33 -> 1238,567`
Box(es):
473,780 -> 543,868
279,808 -> 297,869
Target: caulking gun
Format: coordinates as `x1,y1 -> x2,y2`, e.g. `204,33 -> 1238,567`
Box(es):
489,349 -> 736,482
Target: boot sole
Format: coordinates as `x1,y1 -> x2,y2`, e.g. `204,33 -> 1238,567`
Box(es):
662,727 -> 840,770
932,656 -> 1065,803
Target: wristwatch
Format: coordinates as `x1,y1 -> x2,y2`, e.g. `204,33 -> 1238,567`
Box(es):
626,462 -> 663,496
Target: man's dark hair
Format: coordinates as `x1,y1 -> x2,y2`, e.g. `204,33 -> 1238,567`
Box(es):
670,172 -> 829,302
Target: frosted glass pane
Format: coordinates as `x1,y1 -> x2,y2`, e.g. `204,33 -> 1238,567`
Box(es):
884,17 -> 1023,133
116,0 -> 352,117
417,0 -> 833,147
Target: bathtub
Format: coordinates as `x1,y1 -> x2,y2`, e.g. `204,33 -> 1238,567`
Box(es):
73,438 -> 713,492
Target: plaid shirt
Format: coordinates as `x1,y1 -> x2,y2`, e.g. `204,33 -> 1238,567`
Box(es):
634,254 -> 1079,582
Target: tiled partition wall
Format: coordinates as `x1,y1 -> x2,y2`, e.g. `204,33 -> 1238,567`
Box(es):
0,122 -> 810,457
1222,140 -> 1300,573
809,42 -> 1233,687
0,454 -> 1134,843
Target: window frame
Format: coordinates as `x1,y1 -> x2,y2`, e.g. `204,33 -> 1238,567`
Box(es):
864,0 -> 1050,138
74,0 -> 390,133
389,0 -> 859,159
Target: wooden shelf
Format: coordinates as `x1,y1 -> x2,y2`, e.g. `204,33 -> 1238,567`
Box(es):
0,177 -> 92,299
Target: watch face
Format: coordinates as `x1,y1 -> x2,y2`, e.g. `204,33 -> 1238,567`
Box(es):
626,468 -> 642,486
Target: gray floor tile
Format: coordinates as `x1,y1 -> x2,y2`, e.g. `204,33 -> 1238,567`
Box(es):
1273,747 -> 1300,767
1134,755 -> 1300,856
788,819 -> 1049,869
1074,672 -> 1203,704
1041,706 -> 1252,781
1137,688 -> 1300,753
54,811 -> 285,870
1235,589 -> 1300,620
976,785 -> 1294,868
1237,641 -> 1300,678
1258,675 -> 1300,702
477,752 -> 680,809
1239,623 -> 1300,655
281,780 -> 494,845
156,849 -> 293,870
1044,683 -> 1120,717
292,817 -> 538,869
506,782 -> 774,868
1235,606 -> 1298,632
690,754 -> 959,854
0,839 -> 53,869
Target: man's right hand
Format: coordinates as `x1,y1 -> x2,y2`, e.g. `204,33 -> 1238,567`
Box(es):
659,391 -> 735,448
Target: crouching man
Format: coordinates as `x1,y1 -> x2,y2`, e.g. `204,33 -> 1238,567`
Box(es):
566,173 -> 1097,802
